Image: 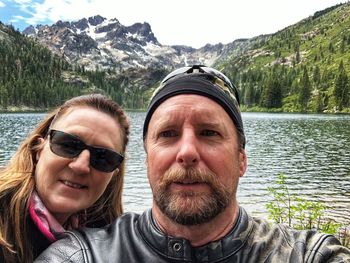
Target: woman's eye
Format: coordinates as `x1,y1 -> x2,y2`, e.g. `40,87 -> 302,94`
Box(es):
200,130 -> 219,136
159,130 -> 177,138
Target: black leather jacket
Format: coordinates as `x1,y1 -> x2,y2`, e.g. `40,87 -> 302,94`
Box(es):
0,215 -> 51,262
35,207 -> 350,262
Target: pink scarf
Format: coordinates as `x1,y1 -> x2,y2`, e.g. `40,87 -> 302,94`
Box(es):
28,191 -> 79,242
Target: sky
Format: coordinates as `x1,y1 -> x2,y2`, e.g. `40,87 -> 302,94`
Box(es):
0,0 -> 346,48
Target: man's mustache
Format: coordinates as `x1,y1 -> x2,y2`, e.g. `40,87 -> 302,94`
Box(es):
160,167 -> 218,188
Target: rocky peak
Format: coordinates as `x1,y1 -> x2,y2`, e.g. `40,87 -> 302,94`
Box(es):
88,15 -> 106,26
54,20 -> 71,29
201,43 -> 224,52
127,22 -> 150,35
72,18 -> 89,31
22,25 -> 36,35
126,22 -> 158,44
106,27 -> 127,40
96,20 -> 122,34
22,24 -> 44,36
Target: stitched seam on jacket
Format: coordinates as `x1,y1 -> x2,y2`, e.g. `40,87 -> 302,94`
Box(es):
277,224 -> 294,249
63,231 -> 89,263
306,233 -> 332,262
275,224 -> 302,260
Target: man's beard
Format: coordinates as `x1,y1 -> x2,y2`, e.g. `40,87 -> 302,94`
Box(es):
153,167 -> 233,225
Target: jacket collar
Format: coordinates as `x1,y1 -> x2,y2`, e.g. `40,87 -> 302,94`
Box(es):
137,207 -> 253,262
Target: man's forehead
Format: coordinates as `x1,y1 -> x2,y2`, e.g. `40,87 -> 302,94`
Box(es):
153,95 -> 223,113
164,94 -> 221,107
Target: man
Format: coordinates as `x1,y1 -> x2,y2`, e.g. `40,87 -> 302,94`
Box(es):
35,65 -> 350,262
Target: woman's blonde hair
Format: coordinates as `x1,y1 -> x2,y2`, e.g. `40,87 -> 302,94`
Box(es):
0,94 -> 130,262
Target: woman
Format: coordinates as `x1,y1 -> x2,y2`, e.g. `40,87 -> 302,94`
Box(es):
0,94 -> 130,262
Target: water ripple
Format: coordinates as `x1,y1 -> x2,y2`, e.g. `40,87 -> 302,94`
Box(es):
1,112 -> 349,224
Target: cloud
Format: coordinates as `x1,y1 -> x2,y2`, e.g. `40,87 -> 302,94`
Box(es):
20,0 -> 168,26
12,0 -> 32,12
10,15 -> 26,23
0,1 -> 5,8
13,0 -> 32,3
23,0 -> 89,25
7,0 -> 33,18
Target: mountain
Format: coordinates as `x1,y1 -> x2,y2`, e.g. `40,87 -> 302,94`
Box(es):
0,21 -> 83,109
23,15 -> 256,72
217,2 -> 350,112
0,21 -> 167,109
2,2 -> 350,112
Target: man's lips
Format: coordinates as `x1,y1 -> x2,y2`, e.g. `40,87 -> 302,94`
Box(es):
171,180 -> 209,191
173,178 -> 207,184
174,181 -> 202,185
60,180 -> 87,189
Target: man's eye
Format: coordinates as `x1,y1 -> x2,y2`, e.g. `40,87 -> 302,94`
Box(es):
200,130 -> 219,136
159,130 -> 178,137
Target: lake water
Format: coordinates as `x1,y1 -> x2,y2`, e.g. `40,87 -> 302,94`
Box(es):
0,112 -> 349,224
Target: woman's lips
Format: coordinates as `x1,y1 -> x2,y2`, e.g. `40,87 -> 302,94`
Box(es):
61,180 -> 87,189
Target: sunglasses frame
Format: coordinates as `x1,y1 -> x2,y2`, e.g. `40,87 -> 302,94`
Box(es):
48,129 -> 124,173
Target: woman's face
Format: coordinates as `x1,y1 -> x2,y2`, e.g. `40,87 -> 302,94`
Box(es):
35,106 -> 123,224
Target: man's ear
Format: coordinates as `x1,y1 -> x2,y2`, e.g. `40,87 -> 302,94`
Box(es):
239,149 -> 247,177
143,138 -> 148,153
35,137 -> 45,162
144,154 -> 148,166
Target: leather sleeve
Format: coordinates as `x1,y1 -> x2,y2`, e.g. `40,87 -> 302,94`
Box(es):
307,234 -> 350,262
34,231 -> 90,263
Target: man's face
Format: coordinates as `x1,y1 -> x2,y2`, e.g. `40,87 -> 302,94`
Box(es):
145,94 -> 247,225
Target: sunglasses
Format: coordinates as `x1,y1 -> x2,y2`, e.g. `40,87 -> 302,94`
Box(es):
49,129 -> 124,173
160,65 -> 240,105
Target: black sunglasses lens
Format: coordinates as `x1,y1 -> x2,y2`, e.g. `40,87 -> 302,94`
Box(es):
49,130 -> 123,172
50,130 -> 83,158
90,147 -> 124,173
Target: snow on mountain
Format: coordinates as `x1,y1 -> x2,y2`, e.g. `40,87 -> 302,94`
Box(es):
23,15 -> 253,72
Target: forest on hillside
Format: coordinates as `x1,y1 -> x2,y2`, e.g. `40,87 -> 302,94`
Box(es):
218,3 -> 350,113
0,23 -> 161,110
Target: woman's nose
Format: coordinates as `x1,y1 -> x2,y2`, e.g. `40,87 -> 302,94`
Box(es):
68,149 -> 91,174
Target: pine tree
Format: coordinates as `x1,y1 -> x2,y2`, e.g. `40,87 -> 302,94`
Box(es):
299,67 -> 311,112
261,68 -> 282,108
334,60 -> 349,110
313,66 -> 321,84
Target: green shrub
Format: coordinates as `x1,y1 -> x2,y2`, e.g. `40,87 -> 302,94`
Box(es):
266,173 -> 349,247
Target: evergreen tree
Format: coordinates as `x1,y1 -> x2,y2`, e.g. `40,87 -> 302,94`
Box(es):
244,84 -> 255,107
340,37 -> 346,54
333,60 -> 349,110
313,66 -> 321,84
261,68 -> 283,108
295,44 -> 300,64
299,67 -> 311,112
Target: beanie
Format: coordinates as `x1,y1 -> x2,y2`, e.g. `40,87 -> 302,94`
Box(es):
143,65 -> 245,148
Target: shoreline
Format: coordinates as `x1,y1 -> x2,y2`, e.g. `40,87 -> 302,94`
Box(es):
1,107 -> 350,115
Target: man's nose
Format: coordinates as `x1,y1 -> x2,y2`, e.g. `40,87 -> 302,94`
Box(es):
68,149 -> 91,174
176,130 -> 200,167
